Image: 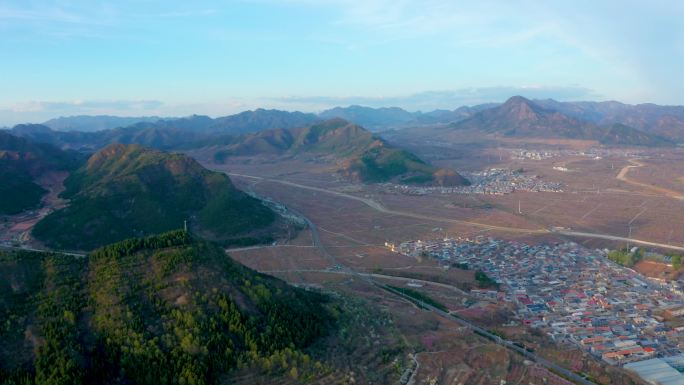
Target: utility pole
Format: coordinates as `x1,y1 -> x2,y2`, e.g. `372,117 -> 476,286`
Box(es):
184,220 -> 188,232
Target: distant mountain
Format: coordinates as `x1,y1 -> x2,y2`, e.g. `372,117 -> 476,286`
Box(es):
0,231 -> 334,384
534,99 -> 684,141
599,123 -> 674,147
10,123 -> 104,151
452,96 -> 600,139
12,118 -> 215,151
0,131 -> 83,214
320,105 -> 417,128
213,108 -> 320,134
32,144 -> 277,250
43,115 -> 163,132
213,118 -> 470,186
414,104 -> 502,125
651,115 -> 684,141
445,96 -> 674,146
14,99 -> 684,150
319,104 -> 499,129
12,110 -> 321,152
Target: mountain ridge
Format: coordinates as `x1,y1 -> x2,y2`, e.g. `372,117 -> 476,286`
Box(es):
212,118 -> 470,186
449,96 -> 675,145
32,144 -> 278,250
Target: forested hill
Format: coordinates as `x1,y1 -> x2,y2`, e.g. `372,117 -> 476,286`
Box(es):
0,231 -> 335,384
211,118 -> 471,186
0,131 -> 83,214
32,143 -> 276,250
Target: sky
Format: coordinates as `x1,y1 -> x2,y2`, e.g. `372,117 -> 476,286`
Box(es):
1,0 -> 683,125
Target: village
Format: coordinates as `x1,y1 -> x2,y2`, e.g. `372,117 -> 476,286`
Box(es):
381,168 -> 564,195
390,236 -> 684,372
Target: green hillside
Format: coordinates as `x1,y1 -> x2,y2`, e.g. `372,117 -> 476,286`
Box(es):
0,231 -> 334,385
0,131 -> 82,214
33,144 -> 276,250
0,169 -> 46,214
211,119 -> 470,186
290,118 -> 377,156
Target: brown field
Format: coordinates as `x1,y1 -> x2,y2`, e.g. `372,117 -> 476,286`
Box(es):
194,140 -> 683,383
634,260 -> 679,281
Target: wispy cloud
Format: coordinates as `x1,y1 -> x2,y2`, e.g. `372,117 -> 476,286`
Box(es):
9,100 -> 165,113
0,100 -> 168,125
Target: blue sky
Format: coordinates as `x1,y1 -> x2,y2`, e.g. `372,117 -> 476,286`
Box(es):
1,0 -> 683,125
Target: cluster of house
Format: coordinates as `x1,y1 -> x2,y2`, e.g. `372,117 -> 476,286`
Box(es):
381,168 -> 563,196
510,148 -> 644,162
393,236 -> 684,366
511,150 -> 557,160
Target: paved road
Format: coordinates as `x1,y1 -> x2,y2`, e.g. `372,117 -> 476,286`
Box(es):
228,173 -> 548,235
381,285 -> 599,385
229,172 -> 684,252
262,268 -> 474,297
0,244 -> 86,258
553,229 -> 684,252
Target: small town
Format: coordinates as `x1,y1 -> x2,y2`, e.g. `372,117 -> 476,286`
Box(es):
390,236 -> 684,381
383,168 -> 564,195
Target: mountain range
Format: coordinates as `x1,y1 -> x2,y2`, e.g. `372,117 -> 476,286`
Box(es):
9,109 -> 322,151
210,118 -> 470,186
43,115 -> 163,132
450,96 -> 676,145
32,144 -> 277,250
5,96 -> 684,148
533,99 -> 684,140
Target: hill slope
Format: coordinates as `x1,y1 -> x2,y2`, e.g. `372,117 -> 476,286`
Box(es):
32,144 -> 276,250
452,96 -> 599,138
0,131 -> 83,214
600,123 -> 674,147
12,110 -> 321,151
43,115 -> 162,132
212,108 -> 320,134
449,96 -> 674,145
319,105 -> 416,129
0,231 -> 334,384
213,119 -> 470,186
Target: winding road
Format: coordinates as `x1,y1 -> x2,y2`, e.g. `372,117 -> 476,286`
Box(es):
616,159 -> 684,199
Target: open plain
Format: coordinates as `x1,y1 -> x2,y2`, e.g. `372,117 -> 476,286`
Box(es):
196,138 -> 684,384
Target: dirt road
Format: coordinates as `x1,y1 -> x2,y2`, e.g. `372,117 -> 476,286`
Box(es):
616,159 -> 684,199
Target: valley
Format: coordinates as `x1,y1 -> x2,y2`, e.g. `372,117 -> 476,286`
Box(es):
5,2 -> 684,383
4,98 -> 684,384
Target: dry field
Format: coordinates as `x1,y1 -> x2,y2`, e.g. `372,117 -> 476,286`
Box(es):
200,149 -> 654,384
205,144 -> 684,255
